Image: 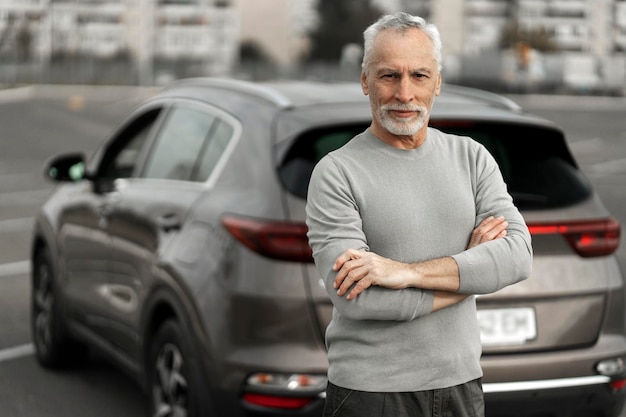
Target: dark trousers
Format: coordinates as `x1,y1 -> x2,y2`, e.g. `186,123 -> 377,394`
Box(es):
323,379 -> 484,417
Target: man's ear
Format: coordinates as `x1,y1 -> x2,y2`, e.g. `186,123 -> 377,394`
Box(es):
361,72 -> 369,95
435,73 -> 442,96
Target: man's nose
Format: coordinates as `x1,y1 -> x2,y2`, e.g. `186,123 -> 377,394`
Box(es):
394,76 -> 413,103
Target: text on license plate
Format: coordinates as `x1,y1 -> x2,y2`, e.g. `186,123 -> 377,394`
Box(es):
477,308 -> 536,346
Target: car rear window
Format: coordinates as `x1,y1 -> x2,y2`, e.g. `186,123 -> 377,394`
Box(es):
279,121 -> 591,210
279,124 -> 368,199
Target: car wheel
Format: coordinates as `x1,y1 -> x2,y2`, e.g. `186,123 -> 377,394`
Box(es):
31,247 -> 85,368
148,319 -> 212,417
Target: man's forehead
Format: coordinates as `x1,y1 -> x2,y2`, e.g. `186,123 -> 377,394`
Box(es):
369,48 -> 439,73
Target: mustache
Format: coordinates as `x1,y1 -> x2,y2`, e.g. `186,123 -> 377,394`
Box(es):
380,104 -> 427,113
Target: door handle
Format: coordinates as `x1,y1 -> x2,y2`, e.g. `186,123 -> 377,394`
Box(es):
156,214 -> 181,232
96,204 -> 113,228
95,192 -> 120,225
98,204 -> 113,218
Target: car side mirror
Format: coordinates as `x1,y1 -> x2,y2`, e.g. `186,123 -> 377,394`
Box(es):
44,153 -> 87,182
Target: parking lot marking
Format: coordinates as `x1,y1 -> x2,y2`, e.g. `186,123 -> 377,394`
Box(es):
0,260 -> 30,278
0,217 -> 33,234
0,343 -> 34,363
590,157 -> 626,176
0,189 -> 52,207
0,86 -> 34,103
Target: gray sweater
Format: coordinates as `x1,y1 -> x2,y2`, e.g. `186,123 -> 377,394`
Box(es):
306,128 -> 532,392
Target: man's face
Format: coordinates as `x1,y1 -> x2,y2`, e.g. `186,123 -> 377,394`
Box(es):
362,28 -> 442,144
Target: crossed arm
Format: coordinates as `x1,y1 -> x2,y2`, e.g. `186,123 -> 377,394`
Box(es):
332,215 -> 509,312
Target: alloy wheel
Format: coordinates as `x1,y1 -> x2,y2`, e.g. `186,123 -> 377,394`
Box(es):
152,342 -> 189,417
33,261 -> 54,357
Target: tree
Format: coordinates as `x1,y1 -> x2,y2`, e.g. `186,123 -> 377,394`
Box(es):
15,23 -> 32,62
500,22 -> 557,53
240,40 -> 272,64
307,0 -> 383,62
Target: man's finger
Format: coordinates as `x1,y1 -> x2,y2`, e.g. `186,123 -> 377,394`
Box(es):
332,252 -> 351,272
334,259 -> 352,289
347,278 -> 372,300
334,257 -> 361,292
467,216 -> 509,249
333,248 -> 364,271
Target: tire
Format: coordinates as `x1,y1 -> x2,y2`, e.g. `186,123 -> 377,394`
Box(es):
147,319 -> 213,417
31,247 -> 85,368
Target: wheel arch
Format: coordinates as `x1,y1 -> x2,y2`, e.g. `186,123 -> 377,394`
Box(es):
140,281 -> 221,416
30,218 -> 62,283
140,279 -> 216,385
30,226 -> 87,368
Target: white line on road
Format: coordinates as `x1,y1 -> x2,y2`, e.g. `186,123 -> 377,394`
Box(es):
0,86 -> 34,103
568,137 -> 605,155
590,157 -> 626,176
0,189 -> 52,207
0,260 -> 30,278
0,217 -> 34,233
0,343 -> 35,363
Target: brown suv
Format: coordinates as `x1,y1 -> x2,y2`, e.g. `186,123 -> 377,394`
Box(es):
32,78 -> 625,417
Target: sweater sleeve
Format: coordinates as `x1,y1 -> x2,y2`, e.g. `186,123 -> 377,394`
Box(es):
306,156 -> 434,321
452,144 -> 533,294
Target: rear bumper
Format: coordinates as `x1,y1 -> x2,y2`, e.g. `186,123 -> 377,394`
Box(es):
484,376 -> 626,417
243,397 -> 325,417
480,333 -> 626,415
236,377 -> 625,417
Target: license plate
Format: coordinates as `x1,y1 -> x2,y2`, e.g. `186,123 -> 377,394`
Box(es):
477,308 -> 536,346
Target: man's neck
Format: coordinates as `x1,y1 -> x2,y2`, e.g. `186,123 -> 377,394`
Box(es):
369,124 -> 428,150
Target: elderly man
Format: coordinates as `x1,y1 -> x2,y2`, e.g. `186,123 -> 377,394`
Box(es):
306,12 -> 532,417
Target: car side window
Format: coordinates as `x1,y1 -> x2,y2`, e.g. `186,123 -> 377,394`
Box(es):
141,103 -> 237,183
193,120 -> 234,181
98,108 -> 162,179
142,105 -> 218,181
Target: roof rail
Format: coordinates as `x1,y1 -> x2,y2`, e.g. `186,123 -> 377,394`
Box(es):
443,84 -> 522,112
164,77 -> 294,109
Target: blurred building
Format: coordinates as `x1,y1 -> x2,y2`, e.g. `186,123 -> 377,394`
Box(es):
617,1 -> 626,52
236,0 -> 316,67
463,0 -> 615,55
375,0 -> 626,93
0,0 -> 315,81
0,0 -> 238,81
0,0 -> 624,91
379,0 -> 624,56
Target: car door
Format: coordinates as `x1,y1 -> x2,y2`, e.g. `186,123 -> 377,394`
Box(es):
101,100 -> 239,358
59,106 -> 163,336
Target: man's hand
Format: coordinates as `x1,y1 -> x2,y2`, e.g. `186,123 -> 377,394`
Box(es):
333,216 -> 509,300
467,216 -> 508,249
333,249 -> 413,300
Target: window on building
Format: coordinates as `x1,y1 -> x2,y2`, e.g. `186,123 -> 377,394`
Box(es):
159,0 -> 198,5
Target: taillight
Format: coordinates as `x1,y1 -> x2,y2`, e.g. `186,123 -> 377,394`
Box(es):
611,379 -> 626,392
527,217 -> 620,257
242,373 -> 327,410
221,214 -> 313,263
242,393 -> 313,409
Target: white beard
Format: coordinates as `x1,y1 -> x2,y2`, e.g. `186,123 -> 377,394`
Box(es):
377,104 -> 429,136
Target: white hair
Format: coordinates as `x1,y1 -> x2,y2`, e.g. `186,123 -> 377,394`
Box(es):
361,12 -> 443,74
